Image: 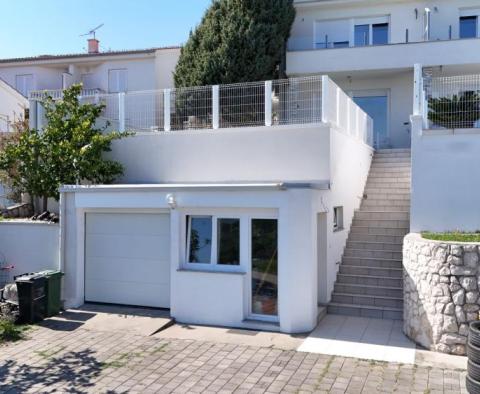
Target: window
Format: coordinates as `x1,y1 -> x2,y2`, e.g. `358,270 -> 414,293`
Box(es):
81,73 -> 95,90
333,206 -> 344,231
354,24 -> 369,46
217,218 -> 240,265
15,74 -> 33,97
460,16 -> 478,39
372,23 -> 389,45
186,215 -> 240,266
108,69 -> 127,93
354,18 -> 389,46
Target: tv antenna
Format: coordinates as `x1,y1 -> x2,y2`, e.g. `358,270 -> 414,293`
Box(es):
80,23 -> 104,39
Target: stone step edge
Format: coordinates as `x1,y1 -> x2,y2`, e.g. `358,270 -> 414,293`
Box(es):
350,225 -> 410,231
337,273 -> 403,281
342,256 -> 403,263
340,264 -> 403,272
334,283 -> 403,292
327,302 -> 403,313
355,210 -> 410,214
347,240 -> 404,246
331,292 -> 404,302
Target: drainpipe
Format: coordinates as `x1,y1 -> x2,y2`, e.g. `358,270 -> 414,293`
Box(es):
424,8 -> 431,41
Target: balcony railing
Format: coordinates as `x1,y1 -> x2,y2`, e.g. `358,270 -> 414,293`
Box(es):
29,88 -> 103,100
28,75 -> 373,146
422,73 -> 480,130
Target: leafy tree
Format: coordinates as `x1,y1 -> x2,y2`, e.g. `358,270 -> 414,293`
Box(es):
174,0 -> 296,87
0,84 -> 129,212
428,91 -> 480,129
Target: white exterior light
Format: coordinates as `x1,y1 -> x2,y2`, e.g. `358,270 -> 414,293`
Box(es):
166,194 -> 177,209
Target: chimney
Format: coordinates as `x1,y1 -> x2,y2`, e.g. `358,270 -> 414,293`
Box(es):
87,38 -> 99,54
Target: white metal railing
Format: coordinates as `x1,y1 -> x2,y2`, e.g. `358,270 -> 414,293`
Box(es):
28,75 -> 373,145
422,74 -> 480,129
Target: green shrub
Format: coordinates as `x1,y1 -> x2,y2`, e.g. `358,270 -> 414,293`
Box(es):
0,318 -> 25,342
421,231 -> 480,243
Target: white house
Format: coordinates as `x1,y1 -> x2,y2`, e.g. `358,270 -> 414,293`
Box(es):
287,0 -> 480,149
7,0 -> 480,335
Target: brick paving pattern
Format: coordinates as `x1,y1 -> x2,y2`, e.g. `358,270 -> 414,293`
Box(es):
0,321 -> 468,393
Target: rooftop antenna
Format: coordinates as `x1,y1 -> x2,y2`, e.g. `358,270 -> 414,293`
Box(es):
80,23 -> 104,39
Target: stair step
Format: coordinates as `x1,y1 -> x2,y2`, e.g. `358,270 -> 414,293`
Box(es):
344,248 -> 403,260
359,205 -> 410,212
374,153 -> 411,159
355,211 -> 409,221
370,160 -> 412,170
375,148 -> 411,154
331,293 -> 403,308
364,187 -> 411,195
348,233 -> 405,244
327,303 -> 403,320
337,273 -> 402,287
346,240 -> 403,252
350,226 -> 409,236
352,218 -> 410,229
363,192 -> 411,201
361,199 -> 411,207
369,167 -> 412,174
334,283 -> 403,298
367,176 -> 411,183
366,182 -> 411,189
342,256 -> 403,269
373,157 -> 411,164
339,264 -> 403,278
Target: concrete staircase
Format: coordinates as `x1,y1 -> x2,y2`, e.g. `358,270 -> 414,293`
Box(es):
327,148 -> 411,320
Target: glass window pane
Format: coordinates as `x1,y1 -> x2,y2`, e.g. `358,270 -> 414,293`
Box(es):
354,95 -> 388,147
460,16 -> 478,39
372,23 -> 389,45
251,219 -> 278,316
188,216 -> 212,264
354,24 -> 369,46
217,218 -> 240,265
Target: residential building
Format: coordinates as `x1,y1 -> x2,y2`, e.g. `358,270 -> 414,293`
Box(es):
0,78 -> 28,132
287,0 -> 480,148
10,0 -> 480,336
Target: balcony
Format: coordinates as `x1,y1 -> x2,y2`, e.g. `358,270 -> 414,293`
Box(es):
29,88 -> 104,100
29,76 -> 374,184
287,37 -> 480,75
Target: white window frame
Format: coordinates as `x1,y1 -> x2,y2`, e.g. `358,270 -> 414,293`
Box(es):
459,12 -> 480,39
108,68 -> 128,93
184,214 -> 243,272
333,206 -> 344,232
353,16 -> 390,46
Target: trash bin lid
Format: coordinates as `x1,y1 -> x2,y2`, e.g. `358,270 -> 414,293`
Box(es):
37,270 -> 63,277
15,272 -> 45,282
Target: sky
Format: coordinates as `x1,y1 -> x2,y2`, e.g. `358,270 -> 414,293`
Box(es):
0,0 -> 212,59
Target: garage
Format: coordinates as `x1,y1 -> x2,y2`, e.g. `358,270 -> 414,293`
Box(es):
84,212 -> 170,308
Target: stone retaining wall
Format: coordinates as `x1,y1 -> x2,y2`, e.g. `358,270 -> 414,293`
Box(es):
403,233 -> 480,355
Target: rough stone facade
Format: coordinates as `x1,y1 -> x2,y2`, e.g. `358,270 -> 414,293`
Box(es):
403,233 -> 480,356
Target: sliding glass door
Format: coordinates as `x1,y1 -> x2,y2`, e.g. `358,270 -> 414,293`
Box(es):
251,219 -> 278,319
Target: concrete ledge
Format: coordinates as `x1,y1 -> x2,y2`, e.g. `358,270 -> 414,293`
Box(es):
403,233 -> 480,356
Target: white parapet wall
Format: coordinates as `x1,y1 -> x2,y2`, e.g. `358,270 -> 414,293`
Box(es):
410,116 -> 480,232
0,221 -> 59,279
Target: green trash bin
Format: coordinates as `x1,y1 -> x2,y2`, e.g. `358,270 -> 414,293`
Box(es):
37,270 -> 63,317
15,273 -> 47,324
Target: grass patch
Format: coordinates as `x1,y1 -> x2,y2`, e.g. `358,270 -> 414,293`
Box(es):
422,231 -> 480,242
0,318 -> 28,343
35,346 -> 66,359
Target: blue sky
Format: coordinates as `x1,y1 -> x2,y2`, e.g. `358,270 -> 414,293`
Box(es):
0,0 -> 212,59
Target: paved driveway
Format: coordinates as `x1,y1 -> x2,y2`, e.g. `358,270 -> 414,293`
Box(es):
0,311 -> 468,393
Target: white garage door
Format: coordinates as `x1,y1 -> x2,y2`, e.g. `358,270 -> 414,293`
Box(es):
85,212 -> 170,308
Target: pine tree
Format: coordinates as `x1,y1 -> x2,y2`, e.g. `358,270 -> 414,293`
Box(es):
174,0 -> 296,87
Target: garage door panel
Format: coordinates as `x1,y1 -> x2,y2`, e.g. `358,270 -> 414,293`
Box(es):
85,234 -> 170,261
85,257 -> 170,284
86,213 -> 170,236
85,279 -> 170,308
85,212 -> 170,309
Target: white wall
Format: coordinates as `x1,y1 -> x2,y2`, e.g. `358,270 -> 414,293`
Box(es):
334,71 -> 413,148
291,0 -> 480,47
0,222 -> 59,279
109,124 -> 331,184
322,127 -> 373,302
155,48 -> 180,89
411,116 -> 480,232
0,80 -> 28,131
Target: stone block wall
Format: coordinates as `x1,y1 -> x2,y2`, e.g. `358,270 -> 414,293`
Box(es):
403,233 -> 480,355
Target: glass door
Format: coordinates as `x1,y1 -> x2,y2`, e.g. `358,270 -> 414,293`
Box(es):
353,94 -> 388,149
250,219 -> 278,319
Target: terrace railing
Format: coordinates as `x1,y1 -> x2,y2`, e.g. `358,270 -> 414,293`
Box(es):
29,75 -> 373,146
423,74 -> 480,129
